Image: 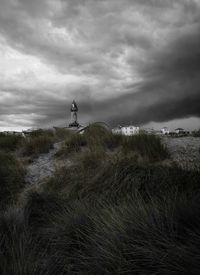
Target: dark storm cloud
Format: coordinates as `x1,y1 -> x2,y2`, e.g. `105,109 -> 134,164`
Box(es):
0,0 -> 200,129
89,25 -> 200,125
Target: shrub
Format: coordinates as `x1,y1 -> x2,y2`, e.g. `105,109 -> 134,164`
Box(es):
0,152 -> 25,209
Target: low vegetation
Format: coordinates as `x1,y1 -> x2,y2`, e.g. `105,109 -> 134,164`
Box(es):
0,152 -> 25,209
56,125 -> 168,162
22,135 -> 54,158
0,126 -> 200,274
0,133 -> 23,152
192,129 -> 200,137
122,133 -> 169,161
22,128 -> 71,158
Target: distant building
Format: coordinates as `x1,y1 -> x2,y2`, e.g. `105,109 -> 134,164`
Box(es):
175,128 -> 185,134
175,128 -> 190,135
161,127 -> 170,135
112,126 -> 122,135
112,125 -> 140,136
3,131 -> 24,137
22,128 -> 40,136
143,128 -> 156,134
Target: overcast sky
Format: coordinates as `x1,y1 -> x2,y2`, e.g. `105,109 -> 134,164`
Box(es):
0,0 -> 200,131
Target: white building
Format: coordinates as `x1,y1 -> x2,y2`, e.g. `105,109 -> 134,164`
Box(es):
3,131 -> 25,137
161,127 -> 170,135
112,126 -> 122,135
112,125 -> 140,136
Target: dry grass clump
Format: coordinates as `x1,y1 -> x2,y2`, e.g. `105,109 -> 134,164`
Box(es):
122,133 -> 169,161
1,190 -> 200,274
83,125 -> 122,150
56,133 -> 87,158
54,127 -> 73,140
22,129 -> 55,158
23,135 -> 54,157
56,126 -> 168,163
77,146 -> 106,170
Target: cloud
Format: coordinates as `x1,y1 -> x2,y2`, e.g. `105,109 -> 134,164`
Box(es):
0,0 -> 199,130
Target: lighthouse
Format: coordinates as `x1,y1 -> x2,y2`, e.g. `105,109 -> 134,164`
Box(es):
69,100 -> 79,127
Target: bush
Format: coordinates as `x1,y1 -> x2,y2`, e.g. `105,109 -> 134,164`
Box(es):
0,152 -> 25,209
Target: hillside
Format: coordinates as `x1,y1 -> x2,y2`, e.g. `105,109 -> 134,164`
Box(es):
0,127 -> 200,274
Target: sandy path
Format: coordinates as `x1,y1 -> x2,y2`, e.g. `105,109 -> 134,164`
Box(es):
24,142 -> 64,184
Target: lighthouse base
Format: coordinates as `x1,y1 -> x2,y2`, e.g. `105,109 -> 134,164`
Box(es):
69,121 -> 80,128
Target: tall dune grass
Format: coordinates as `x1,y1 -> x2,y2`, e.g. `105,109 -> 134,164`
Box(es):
0,127 -> 200,273
1,190 -> 200,274
22,130 -> 54,158
0,133 -> 24,152
122,133 -> 169,161
0,152 -> 25,209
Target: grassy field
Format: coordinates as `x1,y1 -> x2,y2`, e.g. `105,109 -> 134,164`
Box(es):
0,126 -> 200,274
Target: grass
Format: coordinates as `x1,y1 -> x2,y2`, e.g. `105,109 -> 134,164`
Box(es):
23,135 -> 54,157
22,128 -> 74,158
83,125 -> 122,150
56,126 -> 167,162
22,130 -> 55,158
0,152 -> 25,209
0,133 -> 24,152
122,133 -> 169,161
192,129 -> 200,137
56,133 -> 87,157
1,189 -> 200,274
54,127 -> 73,140
56,125 -> 122,158
0,126 -> 200,273
43,151 -> 200,202
78,146 -> 106,170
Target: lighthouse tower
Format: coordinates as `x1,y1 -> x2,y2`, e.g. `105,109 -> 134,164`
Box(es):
69,100 -> 79,127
